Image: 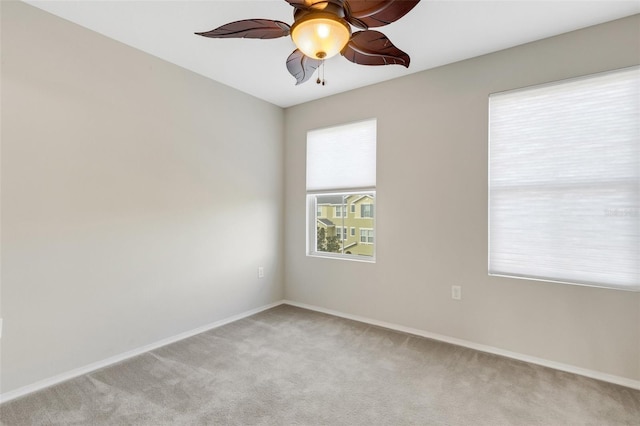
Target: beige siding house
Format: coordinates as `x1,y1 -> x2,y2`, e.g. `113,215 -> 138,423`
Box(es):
316,194 -> 375,257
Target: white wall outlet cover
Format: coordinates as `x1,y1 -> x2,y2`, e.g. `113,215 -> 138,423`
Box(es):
451,286 -> 462,300
258,267 -> 264,278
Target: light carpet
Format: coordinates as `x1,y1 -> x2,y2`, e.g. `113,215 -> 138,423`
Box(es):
1,304 -> 639,425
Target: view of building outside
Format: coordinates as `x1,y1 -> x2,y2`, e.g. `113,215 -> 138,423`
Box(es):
315,193 -> 375,257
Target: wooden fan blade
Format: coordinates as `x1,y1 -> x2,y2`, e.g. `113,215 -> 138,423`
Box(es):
195,19 -> 290,39
285,0 -> 311,10
341,30 -> 410,67
345,0 -> 420,29
286,49 -> 322,85
286,0 -> 346,12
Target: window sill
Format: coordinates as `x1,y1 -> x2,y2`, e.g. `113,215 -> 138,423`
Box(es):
307,253 -> 376,263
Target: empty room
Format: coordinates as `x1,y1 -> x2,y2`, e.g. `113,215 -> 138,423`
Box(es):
1,0 -> 639,424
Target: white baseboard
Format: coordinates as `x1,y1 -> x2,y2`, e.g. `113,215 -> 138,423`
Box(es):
283,299 -> 640,391
0,300 -> 285,404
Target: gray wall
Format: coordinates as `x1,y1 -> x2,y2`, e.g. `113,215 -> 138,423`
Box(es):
284,15 -> 640,381
1,1 -> 284,393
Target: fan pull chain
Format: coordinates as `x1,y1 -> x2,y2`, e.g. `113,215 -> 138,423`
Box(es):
316,60 -> 326,86
322,60 -> 326,86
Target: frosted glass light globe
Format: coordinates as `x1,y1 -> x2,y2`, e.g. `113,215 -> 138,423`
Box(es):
291,15 -> 351,59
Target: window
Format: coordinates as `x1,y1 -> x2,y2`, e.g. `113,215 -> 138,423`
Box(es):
317,205 -> 322,218
307,119 -> 376,260
360,229 -> 374,244
336,226 -> 348,240
361,204 -> 374,218
489,67 -> 639,291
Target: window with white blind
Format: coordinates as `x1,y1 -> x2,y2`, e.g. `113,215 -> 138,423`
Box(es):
489,66 -> 639,291
307,119 -> 376,261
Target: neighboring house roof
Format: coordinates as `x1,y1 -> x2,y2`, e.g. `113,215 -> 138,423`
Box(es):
317,194 -> 374,205
316,195 -> 345,205
351,195 -> 373,204
317,218 -> 335,227
343,242 -> 357,250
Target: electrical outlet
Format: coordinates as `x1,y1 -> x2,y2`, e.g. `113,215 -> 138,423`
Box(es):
451,285 -> 462,300
258,267 -> 264,278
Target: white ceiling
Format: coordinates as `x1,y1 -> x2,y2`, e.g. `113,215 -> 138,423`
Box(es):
25,0 -> 640,108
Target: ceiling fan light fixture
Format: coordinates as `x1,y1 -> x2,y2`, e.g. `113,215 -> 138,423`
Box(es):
291,13 -> 351,60
196,0 -> 421,85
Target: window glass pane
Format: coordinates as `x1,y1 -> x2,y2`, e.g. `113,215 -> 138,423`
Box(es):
314,193 -> 375,258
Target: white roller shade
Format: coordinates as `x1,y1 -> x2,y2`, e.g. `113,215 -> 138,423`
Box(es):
489,67 -> 640,291
307,119 -> 376,191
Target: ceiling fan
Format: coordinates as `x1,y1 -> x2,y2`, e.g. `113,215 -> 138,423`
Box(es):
196,0 -> 420,85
